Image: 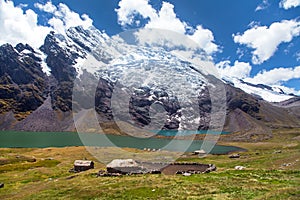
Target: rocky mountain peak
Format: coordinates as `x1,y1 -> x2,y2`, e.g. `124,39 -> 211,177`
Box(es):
0,43 -> 44,85
15,43 -> 35,53
39,31 -> 83,82
0,43 -> 46,120
0,43 -> 19,59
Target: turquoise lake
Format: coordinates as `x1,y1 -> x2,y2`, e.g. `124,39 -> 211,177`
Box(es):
0,131 -> 244,154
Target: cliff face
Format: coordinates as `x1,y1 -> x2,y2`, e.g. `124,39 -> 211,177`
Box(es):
0,43 -> 46,120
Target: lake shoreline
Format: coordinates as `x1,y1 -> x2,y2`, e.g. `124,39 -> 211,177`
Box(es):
0,131 -> 245,154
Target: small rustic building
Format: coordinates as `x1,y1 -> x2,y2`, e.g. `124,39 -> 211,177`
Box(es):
106,159 -> 144,174
74,160 -> 94,172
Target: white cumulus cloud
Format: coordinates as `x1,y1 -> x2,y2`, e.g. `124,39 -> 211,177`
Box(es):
279,0 -> 300,9
34,1 -> 57,13
0,0 -> 94,48
145,2 -> 186,34
245,66 -> 300,85
115,0 -> 219,55
34,2 -> 93,34
216,60 -> 252,79
0,0 -> 52,48
233,19 -> 300,64
189,25 -> 219,55
115,0 -> 157,27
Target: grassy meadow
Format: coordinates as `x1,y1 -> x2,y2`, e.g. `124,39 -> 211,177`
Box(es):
0,128 -> 299,199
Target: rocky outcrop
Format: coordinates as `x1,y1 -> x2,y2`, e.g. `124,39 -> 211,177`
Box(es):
0,43 -> 46,120
40,32 -> 80,82
40,31 -> 86,112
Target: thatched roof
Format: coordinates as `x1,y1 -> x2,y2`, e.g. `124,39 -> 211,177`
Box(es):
74,160 -> 94,166
107,159 -> 139,168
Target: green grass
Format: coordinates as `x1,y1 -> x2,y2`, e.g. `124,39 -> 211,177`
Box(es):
0,128 -> 299,199
0,159 -> 60,173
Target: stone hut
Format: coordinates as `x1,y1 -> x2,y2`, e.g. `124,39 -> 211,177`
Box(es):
106,159 -> 143,174
74,160 -> 94,172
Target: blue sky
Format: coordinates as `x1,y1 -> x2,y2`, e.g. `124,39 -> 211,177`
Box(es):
1,0 -> 300,94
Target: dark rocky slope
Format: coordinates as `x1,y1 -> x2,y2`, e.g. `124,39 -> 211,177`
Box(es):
0,43 -> 46,120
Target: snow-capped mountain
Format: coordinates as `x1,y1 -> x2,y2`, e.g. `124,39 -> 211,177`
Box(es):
42,25 -> 296,104
222,77 -> 296,102
0,25 -> 299,141
63,27 -> 220,131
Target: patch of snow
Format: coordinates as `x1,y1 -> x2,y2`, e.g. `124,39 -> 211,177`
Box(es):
78,54 -> 106,77
227,77 -> 293,102
272,86 -> 284,94
74,56 -> 87,77
21,49 -> 32,54
37,50 -> 51,75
